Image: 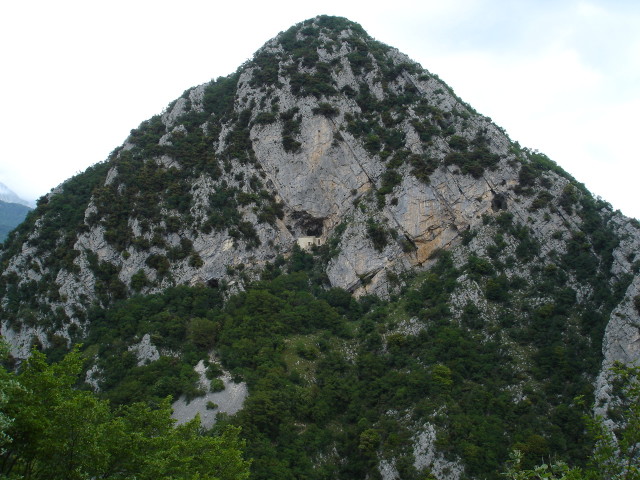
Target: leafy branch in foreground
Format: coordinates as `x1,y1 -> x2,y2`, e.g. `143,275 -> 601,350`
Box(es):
0,344 -> 250,480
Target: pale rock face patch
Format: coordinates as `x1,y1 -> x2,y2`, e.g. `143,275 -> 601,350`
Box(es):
377,424 -> 463,480
128,333 -> 160,366
412,425 -> 464,480
85,363 -> 102,391
0,321 -> 48,359
595,271 -> 640,414
171,359 -> 248,429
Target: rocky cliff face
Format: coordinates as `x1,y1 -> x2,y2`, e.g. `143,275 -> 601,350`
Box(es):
1,15 -> 639,479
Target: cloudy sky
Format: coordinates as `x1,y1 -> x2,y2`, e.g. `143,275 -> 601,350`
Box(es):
1,0 -> 638,218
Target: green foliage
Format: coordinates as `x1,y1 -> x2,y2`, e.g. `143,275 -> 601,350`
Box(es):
282,135 -> 302,153
0,346 -> 250,480
444,143 -> 501,178
187,317 -> 217,350
585,363 -> 640,479
288,62 -> 337,98
366,219 -> 389,251
167,237 -> 195,262
527,150 -> 576,183
515,150 -> 578,197
86,252 -> 128,303
411,119 -> 440,143
205,187 -> 242,231
13,217 -> 624,480
518,163 -> 538,188
210,378 -> 225,393
409,153 -> 439,183
461,228 -> 477,246
288,244 -> 315,273
230,220 -> 261,250
364,133 -> 381,154
224,109 -> 255,164
280,107 -> 302,153
129,115 -> 166,153
203,74 -> 239,117
279,22 -> 323,68
485,274 -> 510,302
378,169 -> 403,196
254,111 -> 277,125
217,273 -> 349,375
188,252 -> 204,268
504,364 -> 640,480
1,161 -> 109,281
145,253 -> 170,277
130,269 -> 149,292
312,102 -> 339,118
404,252 -> 457,320
466,254 -> 495,278
355,85 -> 379,114
249,52 -> 280,87
448,135 -> 469,150
503,450 -> 582,479
85,286 -> 224,404
559,184 -> 578,213
382,128 -> 406,150
493,215 -> 540,263
530,191 -> 554,211
316,15 -> 366,36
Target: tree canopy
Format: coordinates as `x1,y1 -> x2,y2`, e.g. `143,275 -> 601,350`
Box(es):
504,363 -> 640,480
0,344 -> 250,480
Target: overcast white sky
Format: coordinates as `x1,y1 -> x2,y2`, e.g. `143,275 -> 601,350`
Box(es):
1,0 -> 638,218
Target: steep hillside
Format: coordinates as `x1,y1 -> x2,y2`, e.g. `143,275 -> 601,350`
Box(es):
1,15 -> 639,479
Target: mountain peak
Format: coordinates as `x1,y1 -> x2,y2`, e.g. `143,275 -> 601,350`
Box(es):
1,17 -> 639,479
272,15 -> 368,46
0,181 -> 33,208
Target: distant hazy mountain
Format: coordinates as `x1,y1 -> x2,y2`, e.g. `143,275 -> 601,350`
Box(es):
0,199 -> 31,243
0,182 -> 33,208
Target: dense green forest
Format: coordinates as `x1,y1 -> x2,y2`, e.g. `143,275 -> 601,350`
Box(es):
0,343 -> 250,480
17,247 -> 629,479
2,249 -> 638,479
